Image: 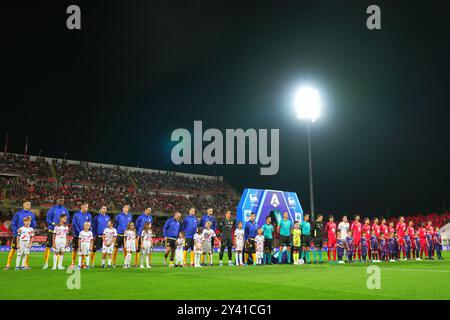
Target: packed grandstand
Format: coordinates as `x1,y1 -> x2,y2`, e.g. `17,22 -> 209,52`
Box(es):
1,152 -> 449,243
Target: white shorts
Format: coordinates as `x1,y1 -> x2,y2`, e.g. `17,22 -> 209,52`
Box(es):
256,251 -> 264,259
126,241 -> 136,252
175,248 -> 183,263
140,241 -> 153,254
194,243 -> 203,254
202,241 -> 212,253
102,243 -> 114,254
18,240 -> 31,255
236,240 -> 244,251
54,237 -> 66,252
79,242 -> 91,255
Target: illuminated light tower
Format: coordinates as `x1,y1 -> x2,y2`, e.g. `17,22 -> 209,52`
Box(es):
294,86 -> 321,221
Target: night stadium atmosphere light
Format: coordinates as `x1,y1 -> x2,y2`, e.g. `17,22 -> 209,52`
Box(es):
294,86 -> 321,122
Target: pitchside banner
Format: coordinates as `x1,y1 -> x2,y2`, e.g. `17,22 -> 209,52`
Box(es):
237,188 -> 303,226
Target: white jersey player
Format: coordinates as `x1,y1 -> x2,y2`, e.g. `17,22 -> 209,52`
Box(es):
234,223 -> 245,266
202,222 -> 216,266
338,218 -> 350,240
50,214 -> 68,270
15,217 -> 34,270
139,223 -> 153,268
175,233 -> 185,266
101,221 -> 117,268
77,222 -> 93,269
140,229 -> 153,254
123,222 -> 137,268
193,229 -> 204,267
102,226 -> 118,253
54,224 -> 69,253
202,226 -> 216,253
79,230 -> 94,255
255,233 -> 265,265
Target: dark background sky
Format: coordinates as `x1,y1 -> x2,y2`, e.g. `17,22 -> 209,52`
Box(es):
2,0 -> 450,216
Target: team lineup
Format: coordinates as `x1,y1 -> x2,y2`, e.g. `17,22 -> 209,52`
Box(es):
3,199 -> 445,271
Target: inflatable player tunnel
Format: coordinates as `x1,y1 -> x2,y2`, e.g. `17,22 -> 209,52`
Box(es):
236,188 -> 304,227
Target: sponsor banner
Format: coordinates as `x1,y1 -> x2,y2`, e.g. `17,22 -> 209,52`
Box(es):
236,188 -> 304,227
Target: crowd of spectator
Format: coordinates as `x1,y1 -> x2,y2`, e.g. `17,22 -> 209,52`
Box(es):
0,153 -> 238,215
385,212 -> 450,229
0,153 -> 50,179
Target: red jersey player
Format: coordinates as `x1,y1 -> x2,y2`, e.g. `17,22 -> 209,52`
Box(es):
326,215 -> 337,262
418,222 -> 427,259
380,218 -> 388,239
396,216 -> 407,260
426,220 -> 434,234
407,221 -> 416,259
350,215 -> 362,261
388,221 -> 395,235
372,218 -> 381,238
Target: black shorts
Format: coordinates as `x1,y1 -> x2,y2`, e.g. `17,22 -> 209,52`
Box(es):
10,236 -> 18,250
45,231 -> 54,248
279,235 -> 291,246
166,238 -> 177,250
264,238 -> 273,250
292,246 -> 301,252
93,236 -> 103,252
114,235 -> 124,248
184,238 -> 194,251
72,236 -> 79,251
302,235 -> 312,247
221,238 -> 233,248
246,239 -> 256,252
314,237 -> 324,248
136,237 -> 142,248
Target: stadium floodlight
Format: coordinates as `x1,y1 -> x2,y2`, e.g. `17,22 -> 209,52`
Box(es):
294,86 -> 321,122
293,86 -> 321,220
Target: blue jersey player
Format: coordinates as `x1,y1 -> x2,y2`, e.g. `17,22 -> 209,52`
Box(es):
414,231 -> 421,261
426,231 -> 434,260
360,232 -> 368,262
434,228 -> 443,260
370,231 -> 379,262
379,233 -> 387,262
345,231 -> 354,263
404,234 -> 412,260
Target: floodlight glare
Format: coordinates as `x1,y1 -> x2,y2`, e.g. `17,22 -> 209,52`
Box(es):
294,86 -> 321,122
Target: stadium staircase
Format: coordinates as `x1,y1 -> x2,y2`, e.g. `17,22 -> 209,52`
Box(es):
49,162 -> 60,184
129,173 -> 139,190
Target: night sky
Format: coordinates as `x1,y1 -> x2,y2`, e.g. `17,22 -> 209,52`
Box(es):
2,0 -> 450,216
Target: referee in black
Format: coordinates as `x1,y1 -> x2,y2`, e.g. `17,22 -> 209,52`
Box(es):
218,210 -> 235,266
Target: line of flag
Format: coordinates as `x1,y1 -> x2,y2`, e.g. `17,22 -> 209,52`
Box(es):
2,133 -> 30,155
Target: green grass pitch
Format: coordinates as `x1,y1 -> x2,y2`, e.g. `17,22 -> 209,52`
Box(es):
1,251 -> 449,300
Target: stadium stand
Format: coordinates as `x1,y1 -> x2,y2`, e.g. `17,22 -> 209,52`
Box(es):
0,152 -> 239,217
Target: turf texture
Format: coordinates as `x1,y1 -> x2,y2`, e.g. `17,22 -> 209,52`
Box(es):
0,251 -> 449,300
